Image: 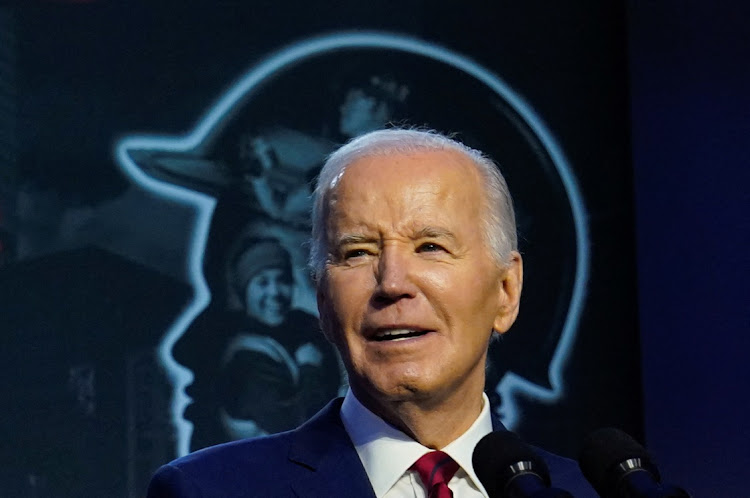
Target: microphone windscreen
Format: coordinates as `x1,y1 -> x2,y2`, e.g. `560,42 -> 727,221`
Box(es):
473,431 -> 551,497
578,427 -> 660,496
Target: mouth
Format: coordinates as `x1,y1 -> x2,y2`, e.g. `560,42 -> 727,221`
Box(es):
370,328 -> 433,342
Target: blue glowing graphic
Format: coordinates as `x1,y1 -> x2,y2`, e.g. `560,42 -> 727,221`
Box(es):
116,31 -> 588,455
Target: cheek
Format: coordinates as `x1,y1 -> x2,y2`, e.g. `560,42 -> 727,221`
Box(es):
436,270 -> 501,329
246,294 -> 268,319
423,270 -> 452,295
324,273 -> 373,345
279,283 -> 293,298
331,286 -> 365,330
329,271 -> 372,316
417,266 -> 464,318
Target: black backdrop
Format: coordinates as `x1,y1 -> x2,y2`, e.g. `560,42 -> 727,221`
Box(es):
630,2 -> 750,495
0,3 -> 641,497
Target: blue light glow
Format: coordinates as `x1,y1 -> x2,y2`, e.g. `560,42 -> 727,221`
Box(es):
115,30 -> 588,454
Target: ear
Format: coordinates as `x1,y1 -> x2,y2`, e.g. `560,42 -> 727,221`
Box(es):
492,251 -> 523,335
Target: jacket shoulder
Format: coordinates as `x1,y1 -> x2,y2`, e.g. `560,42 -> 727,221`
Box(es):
534,446 -> 598,498
147,433 -> 297,498
146,398 -> 362,498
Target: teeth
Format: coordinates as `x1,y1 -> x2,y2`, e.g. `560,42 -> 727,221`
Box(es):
378,329 -> 415,337
373,329 -> 428,341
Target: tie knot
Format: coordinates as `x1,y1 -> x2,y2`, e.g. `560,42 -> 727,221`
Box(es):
411,451 -> 460,498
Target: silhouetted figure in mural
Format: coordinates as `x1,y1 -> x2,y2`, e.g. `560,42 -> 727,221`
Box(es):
174,234 -> 340,451
236,128 -> 330,229
230,75 -> 409,229
128,74 -> 412,453
337,75 -> 409,140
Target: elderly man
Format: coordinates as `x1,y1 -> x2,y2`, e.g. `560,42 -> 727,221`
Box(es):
147,129 -> 595,497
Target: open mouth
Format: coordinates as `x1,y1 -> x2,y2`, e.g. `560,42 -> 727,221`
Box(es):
371,329 -> 431,342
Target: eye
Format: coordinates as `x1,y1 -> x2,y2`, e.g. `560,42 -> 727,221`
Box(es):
416,242 -> 445,253
344,248 -> 372,259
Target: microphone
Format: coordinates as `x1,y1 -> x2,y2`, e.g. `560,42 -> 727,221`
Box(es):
473,431 -> 573,498
578,428 -> 690,498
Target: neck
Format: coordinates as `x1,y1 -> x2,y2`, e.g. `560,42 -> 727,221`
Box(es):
353,382 -> 486,449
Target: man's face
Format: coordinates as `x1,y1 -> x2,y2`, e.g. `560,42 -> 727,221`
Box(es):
317,150 -> 522,412
245,267 -> 293,326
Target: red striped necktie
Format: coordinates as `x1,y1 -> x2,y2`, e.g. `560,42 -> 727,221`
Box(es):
411,451 -> 460,498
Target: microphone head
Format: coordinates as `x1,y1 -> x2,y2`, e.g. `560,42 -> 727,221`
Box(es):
473,431 -> 551,497
578,427 -> 661,497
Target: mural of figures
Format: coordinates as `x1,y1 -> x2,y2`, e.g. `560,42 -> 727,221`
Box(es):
174,228 -> 340,451
1,5 -> 642,496
123,63 -> 420,453
127,72 -> 411,451
120,33 -> 598,456
337,75 -> 409,140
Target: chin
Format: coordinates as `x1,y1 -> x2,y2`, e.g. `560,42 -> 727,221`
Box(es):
367,372 -> 438,402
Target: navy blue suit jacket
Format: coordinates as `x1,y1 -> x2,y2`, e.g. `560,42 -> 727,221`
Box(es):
147,398 -> 597,497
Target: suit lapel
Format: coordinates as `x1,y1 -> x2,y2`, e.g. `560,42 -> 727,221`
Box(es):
287,398 -> 376,498
490,410 -> 508,432
285,397 -> 506,497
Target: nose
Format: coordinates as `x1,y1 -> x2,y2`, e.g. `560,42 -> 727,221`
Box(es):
266,278 -> 280,297
373,244 -> 417,303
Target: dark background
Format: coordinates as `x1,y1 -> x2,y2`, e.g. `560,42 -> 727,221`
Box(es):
629,2 -> 750,496
0,1 -> 744,496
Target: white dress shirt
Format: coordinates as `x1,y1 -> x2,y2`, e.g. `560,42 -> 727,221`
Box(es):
340,389 -> 492,498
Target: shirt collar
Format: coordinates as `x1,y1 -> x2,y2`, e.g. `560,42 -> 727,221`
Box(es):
340,389 -> 492,498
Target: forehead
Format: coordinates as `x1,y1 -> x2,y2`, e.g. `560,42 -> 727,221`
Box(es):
326,149 -> 484,229
250,267 -> 287,277
335,148 -> 480,194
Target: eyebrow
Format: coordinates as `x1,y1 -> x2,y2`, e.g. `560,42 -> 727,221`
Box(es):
334,233 -> 378,247
334,226 -> 457,246
414,226 -> 458,243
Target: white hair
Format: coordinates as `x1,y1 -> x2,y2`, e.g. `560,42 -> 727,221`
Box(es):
309,128 -> 517,281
